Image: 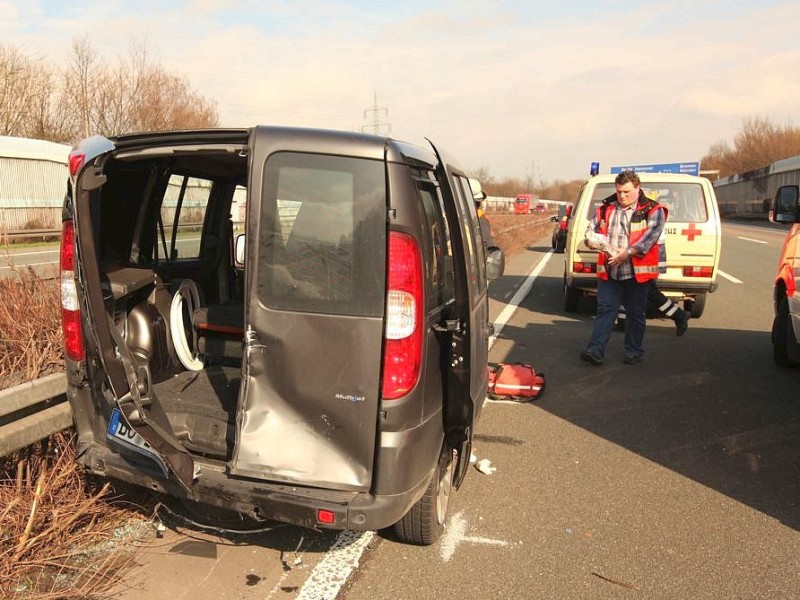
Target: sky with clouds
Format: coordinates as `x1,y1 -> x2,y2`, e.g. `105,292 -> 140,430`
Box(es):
1,0 -> 798,183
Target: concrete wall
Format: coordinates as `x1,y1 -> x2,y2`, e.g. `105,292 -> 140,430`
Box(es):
713,155 -> 800,217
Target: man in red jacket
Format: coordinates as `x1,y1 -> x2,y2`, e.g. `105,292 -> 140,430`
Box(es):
580,170 -> 666,366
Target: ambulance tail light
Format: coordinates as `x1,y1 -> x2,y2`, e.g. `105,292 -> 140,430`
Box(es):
683,266 -> 713,278
60,219 -> 85,362
572,261 -> 597,274
382,232 -> 423,400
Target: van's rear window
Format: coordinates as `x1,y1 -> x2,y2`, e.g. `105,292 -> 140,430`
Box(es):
257,152 -> 386,316
586,182 -> 709,223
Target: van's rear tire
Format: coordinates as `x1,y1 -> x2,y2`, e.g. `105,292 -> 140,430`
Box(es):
564,278 -> 581,312
392,446 -> 454,546
773,297 -> 797,367
686,293 -> 706,318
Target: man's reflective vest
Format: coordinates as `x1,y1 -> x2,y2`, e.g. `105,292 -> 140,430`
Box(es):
595,196 -> 665,283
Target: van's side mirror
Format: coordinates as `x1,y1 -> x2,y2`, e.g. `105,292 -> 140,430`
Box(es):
770,186 -> 800,224
235,234 -> 246,265
486,247 -> 505,281
550,215 -> 558,222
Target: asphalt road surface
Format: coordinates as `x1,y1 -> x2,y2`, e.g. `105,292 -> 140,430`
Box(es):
94,221 -> 800,599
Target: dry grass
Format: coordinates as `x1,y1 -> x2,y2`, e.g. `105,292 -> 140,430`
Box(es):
0,433 -> 149,599
491,213 -> 554,257
0,252 -> 63,390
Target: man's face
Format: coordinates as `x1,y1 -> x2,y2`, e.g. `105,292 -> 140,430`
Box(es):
615,182 -> 639,208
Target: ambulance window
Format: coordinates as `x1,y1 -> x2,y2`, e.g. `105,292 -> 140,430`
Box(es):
587,183 -> 616,218
657,184 -> 708,222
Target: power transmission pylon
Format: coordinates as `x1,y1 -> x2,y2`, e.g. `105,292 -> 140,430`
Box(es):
361,91 -> 391,135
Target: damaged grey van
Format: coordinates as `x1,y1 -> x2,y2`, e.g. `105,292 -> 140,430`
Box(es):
61,126 -> 504,545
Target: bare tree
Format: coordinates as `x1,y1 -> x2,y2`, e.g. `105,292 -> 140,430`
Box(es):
0,45 -> 53,137
702,116 -> 800,178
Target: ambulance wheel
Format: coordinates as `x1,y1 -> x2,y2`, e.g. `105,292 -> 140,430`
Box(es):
687,293 -> 706,318
773,297 -> 797,367
564,279 -> 581,312
392,446 -> 454,546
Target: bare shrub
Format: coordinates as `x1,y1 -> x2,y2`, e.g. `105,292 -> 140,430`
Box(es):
0,433 -> 146,599
0,259 -> 63,389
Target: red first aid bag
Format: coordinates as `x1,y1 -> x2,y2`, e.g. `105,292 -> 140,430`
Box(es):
487,362 -> 546,402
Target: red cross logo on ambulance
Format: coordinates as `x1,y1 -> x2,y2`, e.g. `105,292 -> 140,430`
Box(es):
681,223 -> 702,241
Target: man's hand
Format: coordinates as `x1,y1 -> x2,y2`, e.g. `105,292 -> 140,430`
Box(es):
607,248 -> 630,266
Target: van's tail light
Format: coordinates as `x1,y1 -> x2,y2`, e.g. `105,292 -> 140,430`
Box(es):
572,261 -> 597,274
60,220 -> 85,361
382,232 -> 423,400
683,266 -> 713,278
68,151 -> 85,176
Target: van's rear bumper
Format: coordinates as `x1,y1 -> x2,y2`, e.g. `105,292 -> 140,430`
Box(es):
77,442 -> 429,532
569,277 -> 717,294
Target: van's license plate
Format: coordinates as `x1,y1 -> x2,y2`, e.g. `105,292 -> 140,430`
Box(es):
107,408 -> 167,475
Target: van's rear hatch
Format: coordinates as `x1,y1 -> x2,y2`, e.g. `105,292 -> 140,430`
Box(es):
230,128 -> 388,491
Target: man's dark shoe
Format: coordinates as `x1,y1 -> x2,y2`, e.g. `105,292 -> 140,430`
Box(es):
675,312 -> 689,337
580,350 -> 604,366
623,354 -> 642,365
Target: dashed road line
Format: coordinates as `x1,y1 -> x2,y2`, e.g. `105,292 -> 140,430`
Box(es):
718,269 -> 743,284
489,249 -> 554,350
736,236 -> 767,244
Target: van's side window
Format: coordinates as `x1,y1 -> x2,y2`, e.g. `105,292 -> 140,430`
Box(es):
451,175 -> 485,293
160,175 -> 213,260
418,180 -> 454,308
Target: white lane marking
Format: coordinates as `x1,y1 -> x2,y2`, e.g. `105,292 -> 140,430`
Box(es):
736,236 -> 767,244
489,249 -> 554,350
440,512 -> 509,562
718,269 -> 743,284
296,530 -> 374,600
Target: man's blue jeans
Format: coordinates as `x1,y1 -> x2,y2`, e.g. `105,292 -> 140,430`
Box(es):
586,277 -> 650,359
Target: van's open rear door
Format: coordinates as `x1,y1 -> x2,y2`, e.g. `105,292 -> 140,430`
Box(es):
429,142 -> 492,488
70,137 -> 195,490
230,127 -> 387,491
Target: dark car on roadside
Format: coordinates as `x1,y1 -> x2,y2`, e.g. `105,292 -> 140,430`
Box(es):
60,126 -> 504,545
550,202 -> 573,253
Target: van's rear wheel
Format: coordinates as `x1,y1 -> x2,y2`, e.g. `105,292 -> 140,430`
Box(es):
686,293 -> 706,318
564,276 -> 581,312
773,297 -> 797,367
393,446 -> 454,546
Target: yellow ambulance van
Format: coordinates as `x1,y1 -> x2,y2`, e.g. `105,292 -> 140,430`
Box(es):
563,172 -> 721,318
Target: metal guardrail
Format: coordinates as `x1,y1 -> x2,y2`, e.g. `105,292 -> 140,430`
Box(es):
2,228 -> 61,240
0,373 -> 71,457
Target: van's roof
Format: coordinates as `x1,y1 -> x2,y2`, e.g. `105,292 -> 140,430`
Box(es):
590,173 -> 710,184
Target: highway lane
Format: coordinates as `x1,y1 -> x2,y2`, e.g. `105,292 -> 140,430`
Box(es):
0,237 -> 203,275
340,224 -> 800,600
